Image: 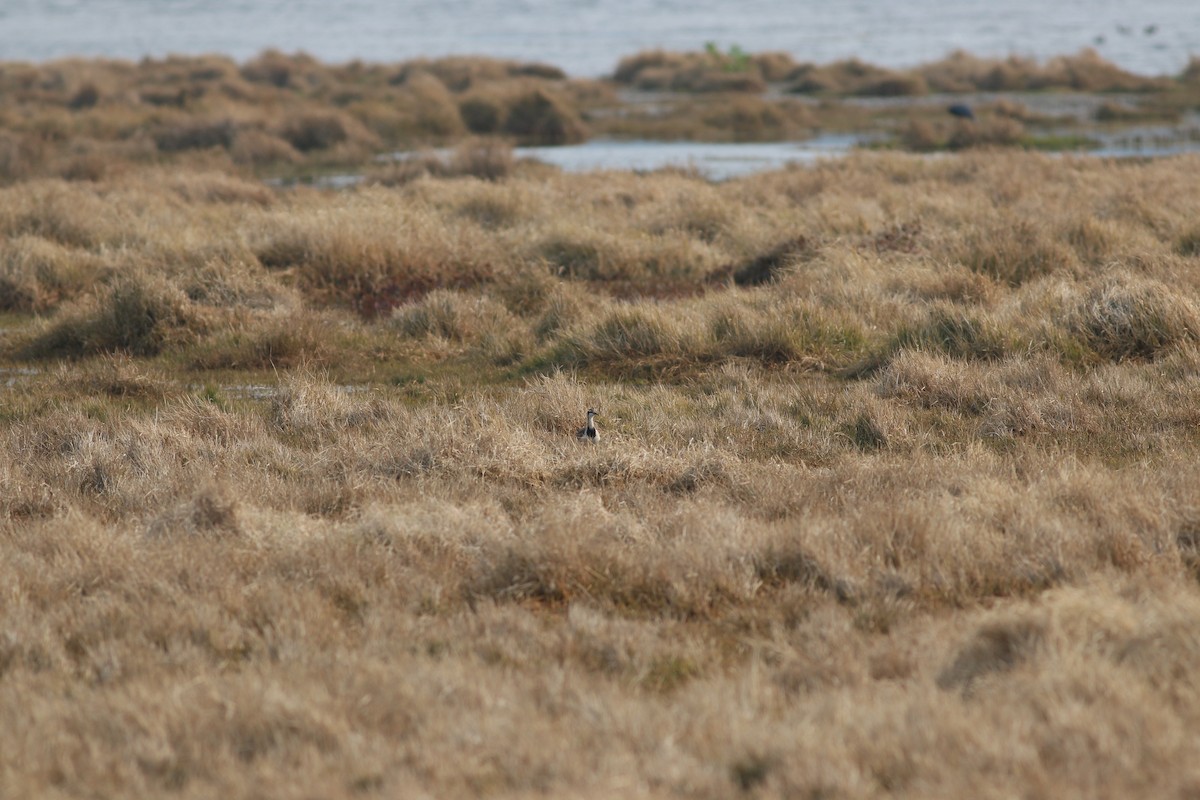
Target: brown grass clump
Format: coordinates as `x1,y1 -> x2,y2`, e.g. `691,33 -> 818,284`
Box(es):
917,48 -> 1169,93
382,71 -> 469,141
901,117 -> 1027,151
250,187 -> 503,311
391,290 -> 529,363
367,138 -> 517,187
789,59 -> 928,96
69,353 -> 175,401
230,128 -> 302,166
188,309 -> 339,370
0,234 -> 106,311
20,272 -> 204,358
444,137 -> 516,180
154,118 -> 239,153
882,304 -> 1011,365
700,95 -> 796,142
1069,274 -> 1200,361
391,56 -> 566,92
500,87 -> 588,145
752,52 -> 803,82
947,117 -> 1027,149
278,108 -> 380,153
0,179 -> 117,248
954,215 -> 1077,285
612,49 -> 768,93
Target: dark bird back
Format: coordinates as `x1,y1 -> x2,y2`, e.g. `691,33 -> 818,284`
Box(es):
947,103 -> 974,120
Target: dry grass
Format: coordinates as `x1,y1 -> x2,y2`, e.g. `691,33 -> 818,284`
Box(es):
613,49 -> 771,93
0,52 -> 603,181
5,150 -> 1200,797
614,47 -> 1175,97
365,138 -> 520,186
788,59 -> 929,97
917,48 -> 1172,93
0,47 -> 1195,184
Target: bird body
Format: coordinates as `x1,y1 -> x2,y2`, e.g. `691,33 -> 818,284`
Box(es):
947,103 -> 974,120
576,409 -> 599,443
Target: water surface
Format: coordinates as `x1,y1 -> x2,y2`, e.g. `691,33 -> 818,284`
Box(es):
3,1 -> 1196,76
514,135 -> 865,179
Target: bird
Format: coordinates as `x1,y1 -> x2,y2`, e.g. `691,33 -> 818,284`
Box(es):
576,408 -> 599,443
947,103 -> 974,120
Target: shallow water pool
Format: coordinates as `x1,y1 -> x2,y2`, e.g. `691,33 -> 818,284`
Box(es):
513,135 -> 866,179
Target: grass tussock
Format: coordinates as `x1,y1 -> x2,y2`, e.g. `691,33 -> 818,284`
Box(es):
789,59 -> 929,96
917,48 -> 1171,93
20,272 -> 204,358
613,49 -> 775,93
187,310 -> 339,370
889,304 -> 1012,362
901,116 -> 1028,151
458,82 -> 588,145
278,108 -> 381,153
391,290 -> 529,363
1070,274 -> 1200,361
955,215 -> 1077,285
366,138 -> 517,186
0,233 -> 107,311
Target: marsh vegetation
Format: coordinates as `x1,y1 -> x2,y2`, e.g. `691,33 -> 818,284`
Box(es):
4,48 -> 1200,799
3,46 -> 1200,185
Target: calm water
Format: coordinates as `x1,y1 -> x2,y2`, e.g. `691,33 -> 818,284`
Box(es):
514,136 -> 866,179
2,0 -> 1197,76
